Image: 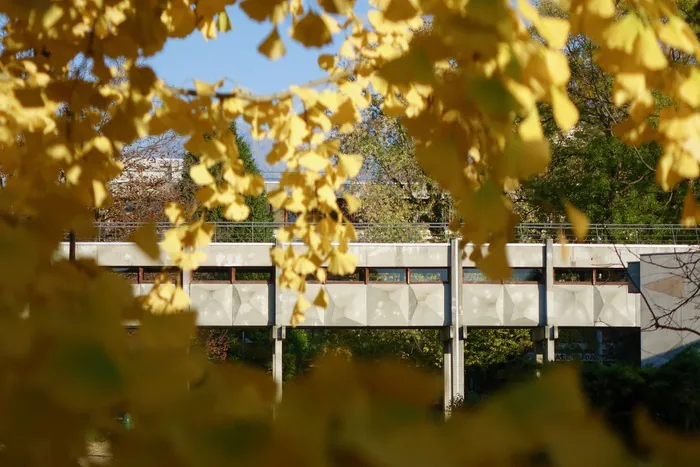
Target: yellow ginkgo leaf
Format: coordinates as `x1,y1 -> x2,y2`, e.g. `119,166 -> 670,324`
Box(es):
129,222 -> 161,260
318,54 -> 336,70
635,28 -> 668,71
551,87 -> 579,132
657,16 -> 696,55
343,193 -> 361,214
539,16 -> 570,49
217,10 -> 232,33
338,153 -> 363,178
681,186 -> 698,227
190,163 -> 215,185
267,188 -> 288,210
313,287 -> 329,308
565,201 -> 589,242
165,202 -> 186,225
318,0 -> 355,15
299,151 -> 328,171
92,180 -> 110,208
194,79 -> 215,97
328,247 -> 357,275
258,27 -> 286,60
679,69 -> 700,108
291,12 -> 332,48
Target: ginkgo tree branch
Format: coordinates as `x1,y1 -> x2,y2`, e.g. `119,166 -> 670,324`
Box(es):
170,70 -> 353,103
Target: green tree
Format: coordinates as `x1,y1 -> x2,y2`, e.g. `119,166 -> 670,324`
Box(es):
180,121 -> 274,242
517,0 -> 699,234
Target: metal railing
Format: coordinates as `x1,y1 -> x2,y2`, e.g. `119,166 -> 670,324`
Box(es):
66,222 -> 700,245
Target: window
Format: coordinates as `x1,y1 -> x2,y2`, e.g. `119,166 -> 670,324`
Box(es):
193,267 -> 231,283
110,267 -> 138,283
142,267 -> 180,284
106,266 -> 180,284
368,268 -> 406,283
463,268 -> 489,283
234,268 -> 273,282
327,269 -> 364,282
410,268 -> 448,283
510,268 -> 544,283
555,268 -> 593,283
595,268 -> 627,284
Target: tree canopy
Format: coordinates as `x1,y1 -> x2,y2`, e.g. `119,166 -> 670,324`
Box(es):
1,0 -> 700,465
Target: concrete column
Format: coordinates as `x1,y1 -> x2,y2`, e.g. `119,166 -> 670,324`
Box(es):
271,325 -> 286,404
448,238 -> 465,411
440,327 -> 453,417
533,239 -> 557,363
181,268 -> 191,295
532,325 -> 557,364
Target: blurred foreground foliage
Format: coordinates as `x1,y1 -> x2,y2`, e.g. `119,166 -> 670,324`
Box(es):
4,287 -> 699,467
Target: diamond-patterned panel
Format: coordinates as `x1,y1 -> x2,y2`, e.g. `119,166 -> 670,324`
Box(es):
594,285 -> 637,327
408,284 -> 447,326
326,285 -> 367,326
462,284 -> 504,326
552,285 -> 594,326
502,284 -> 541,326
367,284 -> 409,326
190,284 -> 233,326
232,283 -> 271,326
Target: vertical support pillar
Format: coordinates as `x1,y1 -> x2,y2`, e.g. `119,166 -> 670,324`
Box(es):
271,238 -> 284,408
533,239 -> 557,363
181,269 -> 190,295
595,329 -> 604,362
440,327 -> 452,417
68,230 -> 76,262
532,325 -> 557,364
271,325 -> 286,404
449,238 -> 464,409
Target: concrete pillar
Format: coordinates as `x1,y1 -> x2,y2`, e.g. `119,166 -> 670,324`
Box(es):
445,238 -> 465,416
181,268 -> 191,295
595,329 -> 604,362
440,327 -> 453,417
271,325 -> 285,404
533,239 -> 557,363
532,325 -> 557,363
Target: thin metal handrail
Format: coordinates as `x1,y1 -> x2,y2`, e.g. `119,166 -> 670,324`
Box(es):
68,222 -> 700,244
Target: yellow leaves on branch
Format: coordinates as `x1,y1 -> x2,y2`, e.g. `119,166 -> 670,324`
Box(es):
0,0 -> 698,330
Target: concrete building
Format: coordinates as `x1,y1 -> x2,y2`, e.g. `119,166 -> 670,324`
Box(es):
58,237 -> 699,409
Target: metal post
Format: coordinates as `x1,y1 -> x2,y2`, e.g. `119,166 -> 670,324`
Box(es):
68,230 -> 76,262
271,325 -> 285,404
449,238 -> 464,405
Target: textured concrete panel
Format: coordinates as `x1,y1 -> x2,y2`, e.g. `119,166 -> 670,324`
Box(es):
463,284 -> 504,326
360,244 -> 449,267
201,243 -> 274,267
552,285 -> 594,326
131,284 -> 144,297
408,284 -> 447,326
277,285 -> 325,327
640,252 -> 700,365
593,285 -> 637,327
463,244 -> 544,268
326,285 -> 367,326
367,284 -> 410,326
232,283 -> 271,326
553,244 -> 692,268
95,243 -> 171,266
502,284 -> 541,326
190,284 -> 233,326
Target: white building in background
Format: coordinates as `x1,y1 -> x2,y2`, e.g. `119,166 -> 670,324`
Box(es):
111,155 -> 183,186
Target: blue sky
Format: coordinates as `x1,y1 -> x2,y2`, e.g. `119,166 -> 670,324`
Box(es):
148,2 -> 372,173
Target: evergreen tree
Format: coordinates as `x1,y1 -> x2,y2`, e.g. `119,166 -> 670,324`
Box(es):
179,121 -> 273,241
